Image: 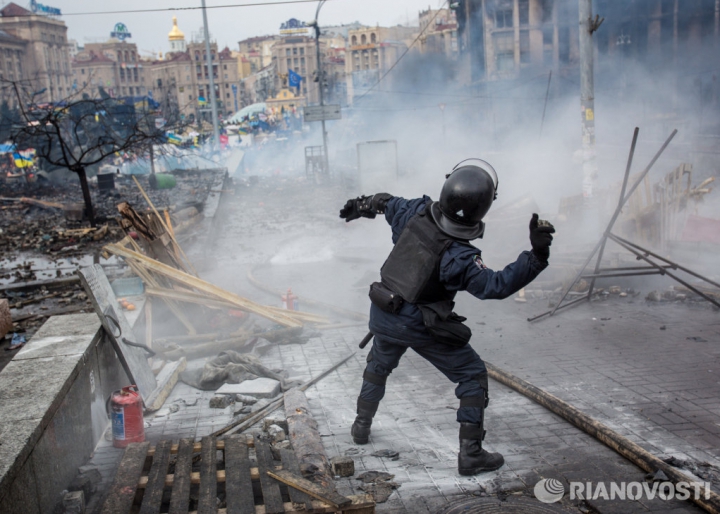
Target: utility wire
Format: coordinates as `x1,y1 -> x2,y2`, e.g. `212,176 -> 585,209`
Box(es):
352,0 -> 450,104
13,0 -> 331,17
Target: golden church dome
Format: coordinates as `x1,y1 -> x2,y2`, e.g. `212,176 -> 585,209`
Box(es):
168,16 -> 185,41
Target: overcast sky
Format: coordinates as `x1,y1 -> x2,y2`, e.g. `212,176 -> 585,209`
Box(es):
22,0 -> 447,57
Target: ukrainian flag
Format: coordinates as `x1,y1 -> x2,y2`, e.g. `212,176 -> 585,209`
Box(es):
198,96 -> 207,106
13,149 -> 35,168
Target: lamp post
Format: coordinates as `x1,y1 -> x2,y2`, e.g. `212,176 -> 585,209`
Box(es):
201,0 -> 220,150
309,0 -> 329,174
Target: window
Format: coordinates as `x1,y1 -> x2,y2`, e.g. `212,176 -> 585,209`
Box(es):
81,68 -> 85,74
120,68 -> 125,81
301,57 -> 305,66
287,59 -> 291,68
133,68 -> 138,81
286,48 -> 291,56
371,33 -> 376,43
351,35 -> 357,45
519,0 -> 529,25
294,58 -> 298,66
361,34 -> 367,44
494,33 -> 514,70
517,31 -> 531,63
495,10 -> 513,28
226,92 -> 230,98
223,64 -> 227,70
225,83 -> 229,88
117,51 -> 122,61
300,48 -> 304,56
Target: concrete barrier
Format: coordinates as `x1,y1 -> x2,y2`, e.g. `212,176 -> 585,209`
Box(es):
0,314 -> 129,514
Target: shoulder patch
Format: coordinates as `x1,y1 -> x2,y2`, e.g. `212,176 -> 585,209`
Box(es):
474,254 -> 487,270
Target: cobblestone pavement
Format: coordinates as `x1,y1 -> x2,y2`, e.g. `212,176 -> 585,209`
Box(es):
85,180 -> 720,513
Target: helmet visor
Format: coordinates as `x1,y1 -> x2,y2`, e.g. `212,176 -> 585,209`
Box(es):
451,158 -> 498,190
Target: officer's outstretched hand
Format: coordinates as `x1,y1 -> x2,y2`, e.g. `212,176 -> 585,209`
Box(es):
339,198 -> 361,222
529,213 -> 555,262
340,196 -> 377,222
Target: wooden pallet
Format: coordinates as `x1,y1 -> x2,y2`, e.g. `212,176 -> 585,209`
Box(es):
100,435 -> 374,514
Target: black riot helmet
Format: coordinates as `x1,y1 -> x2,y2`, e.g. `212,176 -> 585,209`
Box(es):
430,158 -> 498,240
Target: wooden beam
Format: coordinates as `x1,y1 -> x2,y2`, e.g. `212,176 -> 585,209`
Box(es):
267,470 -> 351,508
144,358 -> 187,412
105,244 -> 302,327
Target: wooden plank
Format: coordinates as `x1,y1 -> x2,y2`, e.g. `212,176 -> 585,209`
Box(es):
139,467 -> 276,488
224,437 -> 255,514
145,297 -> 153,347
144,358 -> 187,412
187,495 -> 375,514
255,442 -> 284,514
139,439 -> 172,514
104,244 -> 302,327
101,442 -> 150,514
278,449 -> 313,511
78,264 -> 157,401
267,470 -> 351,509
147,437 -> 254,456
168,438 -> 195,514
198,436 -> 218,514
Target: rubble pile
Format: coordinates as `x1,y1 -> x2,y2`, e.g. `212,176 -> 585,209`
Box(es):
0,170 -> 225,256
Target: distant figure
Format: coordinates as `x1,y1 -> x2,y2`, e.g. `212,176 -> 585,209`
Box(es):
339,159 -> 555,476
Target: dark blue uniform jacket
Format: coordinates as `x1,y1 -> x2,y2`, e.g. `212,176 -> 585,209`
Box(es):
368,195 -> 548,347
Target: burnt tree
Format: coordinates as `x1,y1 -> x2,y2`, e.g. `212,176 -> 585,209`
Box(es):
6,81 -> 176,227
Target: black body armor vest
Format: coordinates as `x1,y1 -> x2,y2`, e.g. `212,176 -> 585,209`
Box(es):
380,202 -> 459,305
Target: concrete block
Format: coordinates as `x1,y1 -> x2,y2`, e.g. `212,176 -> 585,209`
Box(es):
209,395 -> 234,409
62,490 -> 85,514
331,455 -> 355,477
263,414 -> 288,433
0,299 -> 11,339
267,424 -> 286,442
270,440 -> 292,460
216,377 -> 281,398
235,394 -> 258,405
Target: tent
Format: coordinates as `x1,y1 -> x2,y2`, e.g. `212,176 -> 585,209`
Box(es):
229,103 -> 267,124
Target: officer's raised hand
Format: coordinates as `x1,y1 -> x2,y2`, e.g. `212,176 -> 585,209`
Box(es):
339,195 -> 375,222
339,194 -> 393,222
529,213 -> 555,262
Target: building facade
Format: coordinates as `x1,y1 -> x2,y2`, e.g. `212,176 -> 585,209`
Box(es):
146,18 -> 242,121
0,2 -> 72,103
73,40 -> 147,98
270,36 -> 320,104
419,7 -> 459,59
0,28 -> 27,106
345,25 -> 418,103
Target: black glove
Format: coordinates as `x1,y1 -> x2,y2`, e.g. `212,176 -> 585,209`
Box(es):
529,213 -> 555,262
339,195 -> 375,222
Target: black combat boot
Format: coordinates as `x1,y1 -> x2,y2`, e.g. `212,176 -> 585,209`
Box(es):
457,422 -> 504,475
350,398 -> 378,445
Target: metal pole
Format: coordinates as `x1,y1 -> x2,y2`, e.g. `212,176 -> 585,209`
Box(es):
579,0 -> 597,199
539,69 -> 552,137
314,22 -> 329,174
201,0 -> 220,150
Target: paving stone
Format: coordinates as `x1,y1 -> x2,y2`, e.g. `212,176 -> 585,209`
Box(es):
216,377 -> 281,398
331,455 -> 356,477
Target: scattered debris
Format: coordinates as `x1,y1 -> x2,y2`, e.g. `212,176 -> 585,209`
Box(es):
236,394 -> 258,405
371,449 -> 400,460
330,455 -> 355,477
267,424 -> 286,442
686,336 -> 708,342
355,471 -> 400,503
7,333 -> 26,351
217,377 -> 282,398
209,395 -> 234,409
645,469 -> 669,482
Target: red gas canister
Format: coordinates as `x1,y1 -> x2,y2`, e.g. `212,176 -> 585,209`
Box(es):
108,385 -> 145,448
281,288 -> 298,311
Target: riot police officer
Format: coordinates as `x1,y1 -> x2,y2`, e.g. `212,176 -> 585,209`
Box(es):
339,158 -> 555,475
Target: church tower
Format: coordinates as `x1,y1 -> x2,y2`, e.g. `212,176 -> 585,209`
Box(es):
168,16 -> 186,53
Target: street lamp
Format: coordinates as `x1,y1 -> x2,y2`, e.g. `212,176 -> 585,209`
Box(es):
308,0 -> 329,174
